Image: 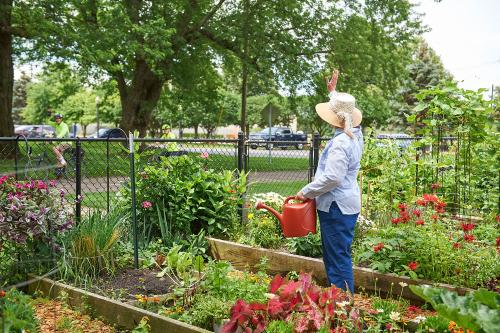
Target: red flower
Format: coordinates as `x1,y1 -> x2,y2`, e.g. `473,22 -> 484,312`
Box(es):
453,242 -> 461,249
423,194 -> 439,204
0,290 -> 5,298
496,215 -> 500,223
416,198 -> 427,206
407,305 -> 420,313
373,242 -> 385,252
412,209 -> 421,217
461,223 -> 475,232
415,219 -> 425,226
431,214 -> 438,221
398,203 -> 408,211
464,234 -> 475,242
391,217 -> 400,225
386,323 -> 392,331
408,261 -> 419,271
496,237 -> 500,247
431,183 -> 441,191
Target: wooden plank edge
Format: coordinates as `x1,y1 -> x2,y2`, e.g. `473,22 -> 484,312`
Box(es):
207,237 -> 474,303
27,277 -> 211,333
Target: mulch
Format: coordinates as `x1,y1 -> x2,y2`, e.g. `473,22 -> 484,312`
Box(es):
33,299 -> 117,333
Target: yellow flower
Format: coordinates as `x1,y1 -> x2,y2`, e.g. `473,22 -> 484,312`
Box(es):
248,213 -> 254,220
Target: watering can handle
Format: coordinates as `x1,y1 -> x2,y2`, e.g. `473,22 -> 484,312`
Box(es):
285,196 -> 311,204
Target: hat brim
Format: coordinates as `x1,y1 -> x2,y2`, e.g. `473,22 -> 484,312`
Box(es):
315,102 -> 362,128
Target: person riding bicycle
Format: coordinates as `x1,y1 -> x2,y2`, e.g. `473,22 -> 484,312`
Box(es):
51,113 -> 71,168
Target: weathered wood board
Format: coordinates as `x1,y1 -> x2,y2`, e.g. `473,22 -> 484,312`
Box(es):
28,277 -> 210,333
207,237 -> 473,302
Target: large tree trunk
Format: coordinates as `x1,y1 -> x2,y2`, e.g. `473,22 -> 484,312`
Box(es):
0,0 -> 15,158
117,60 -> 163,137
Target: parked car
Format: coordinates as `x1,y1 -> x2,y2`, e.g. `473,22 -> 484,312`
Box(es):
376,133 -> 413,149
14,125 -> 55,138
89,128 -> 126,139
248,127 -> 307,150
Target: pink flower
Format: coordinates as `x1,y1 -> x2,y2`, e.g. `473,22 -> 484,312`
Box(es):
408,261 -> 418,271
141,201 -> 153,209
200,152 -> 209,159
49,180 -> 57,187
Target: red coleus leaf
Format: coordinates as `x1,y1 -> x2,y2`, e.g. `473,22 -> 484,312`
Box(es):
222,299 -> 254,333
306,284 -> 321,304
267,297 -> 288,318
279,280 -> 301,300
298,272 -> 312,292
269,274 -> 285,293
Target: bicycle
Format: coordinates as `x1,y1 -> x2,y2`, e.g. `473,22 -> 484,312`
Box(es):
21,135 -> 84,181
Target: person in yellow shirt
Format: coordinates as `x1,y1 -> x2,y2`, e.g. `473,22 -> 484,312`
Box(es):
161,124 -> 179,152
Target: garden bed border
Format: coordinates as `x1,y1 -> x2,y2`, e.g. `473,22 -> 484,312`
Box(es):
27,277 -> 211,333
207,237 -> 473,303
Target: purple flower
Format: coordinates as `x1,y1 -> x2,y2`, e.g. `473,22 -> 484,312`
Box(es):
141,201 -> 153,209
60,190 -> 65,198
7,192 -> 14,200
49,180 -> 57,187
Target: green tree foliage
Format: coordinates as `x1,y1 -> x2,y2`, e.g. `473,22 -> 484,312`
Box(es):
395,40 -> 453,127
12,71 -> 31,124
23,0 -> 329,136
59,89 -> 97,137
22,66 -> 81,123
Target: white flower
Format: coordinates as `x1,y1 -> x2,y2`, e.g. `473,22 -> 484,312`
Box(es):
389,311 -> 401,321
336,301 -> 350,308
399,282 -> 408,288
376,308 -> 384,313
412,316 -> 426,324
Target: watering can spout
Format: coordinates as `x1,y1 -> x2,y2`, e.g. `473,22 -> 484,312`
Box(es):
255,201 -> 283,223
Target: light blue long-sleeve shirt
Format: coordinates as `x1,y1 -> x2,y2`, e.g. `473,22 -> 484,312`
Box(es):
301,127 -> 364,214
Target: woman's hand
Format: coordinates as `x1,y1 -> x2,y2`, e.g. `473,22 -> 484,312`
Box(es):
295,191 -> 306,201
325,69 -> 339,92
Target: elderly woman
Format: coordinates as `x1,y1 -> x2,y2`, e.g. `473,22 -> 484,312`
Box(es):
296,70 -> 363,293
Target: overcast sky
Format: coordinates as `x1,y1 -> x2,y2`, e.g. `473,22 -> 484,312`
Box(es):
416,0 -> 500,94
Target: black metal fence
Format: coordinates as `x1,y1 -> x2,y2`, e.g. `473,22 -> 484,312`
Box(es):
0,134 -> 317,217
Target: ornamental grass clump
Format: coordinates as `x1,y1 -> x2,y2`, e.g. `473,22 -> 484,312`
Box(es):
59,209 -> 125,285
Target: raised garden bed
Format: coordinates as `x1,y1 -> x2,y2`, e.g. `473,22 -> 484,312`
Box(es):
27,277 -> 211,333
207,237 -> 474,303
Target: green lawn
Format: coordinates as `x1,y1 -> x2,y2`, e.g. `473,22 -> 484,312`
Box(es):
67,191 -> 112,210
1,141 -> 309,180
247,180 -> 308,197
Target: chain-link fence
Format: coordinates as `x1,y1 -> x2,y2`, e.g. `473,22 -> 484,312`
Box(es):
0,135 -> 315,218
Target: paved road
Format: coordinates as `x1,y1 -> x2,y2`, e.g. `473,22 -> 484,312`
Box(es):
184,146 -> 310,158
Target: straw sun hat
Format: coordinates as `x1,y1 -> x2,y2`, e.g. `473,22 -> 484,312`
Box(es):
315,91 -> 362,136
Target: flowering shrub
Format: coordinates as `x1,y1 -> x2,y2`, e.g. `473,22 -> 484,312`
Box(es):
354,194 -> 499,288
120,155 -> 246,241
0,176 -> 73,246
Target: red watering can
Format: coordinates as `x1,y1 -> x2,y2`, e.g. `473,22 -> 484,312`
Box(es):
255,196 -> 317,238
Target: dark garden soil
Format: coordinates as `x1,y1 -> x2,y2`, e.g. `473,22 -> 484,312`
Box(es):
92,268 -> 175,300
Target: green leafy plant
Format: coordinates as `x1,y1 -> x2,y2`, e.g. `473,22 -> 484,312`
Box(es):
286,231 -> 322,258
121,155 -> 245,242
265,320 -> 294,333
180,294 -> 231,330
59,209 -> 125,285
410,285 -> 500,333
0,289 -> 38,333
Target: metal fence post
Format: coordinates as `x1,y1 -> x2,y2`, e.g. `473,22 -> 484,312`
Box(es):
237,131 -> 245,224
106,136 -> 110,213
312,133 -> 320,177
14,137 -> 19,180
75,138 -> 82,221
129,133 -> 139,269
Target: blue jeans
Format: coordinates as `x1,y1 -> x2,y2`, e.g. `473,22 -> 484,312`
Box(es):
318,201 -> 359,292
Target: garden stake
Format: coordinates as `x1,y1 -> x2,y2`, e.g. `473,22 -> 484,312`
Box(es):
129,132 -> 139,269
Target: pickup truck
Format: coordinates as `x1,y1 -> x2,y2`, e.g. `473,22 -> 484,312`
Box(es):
248,127 -> 307,150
